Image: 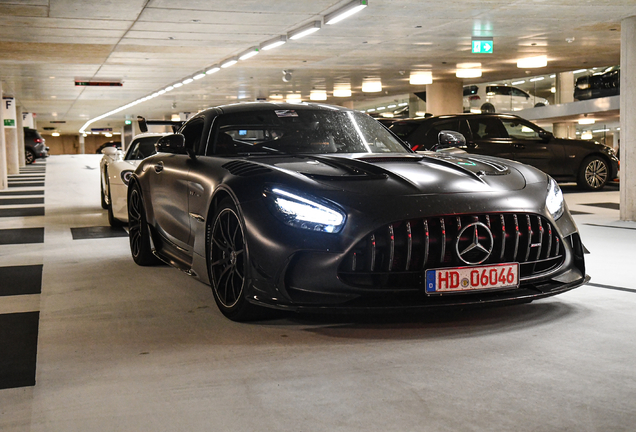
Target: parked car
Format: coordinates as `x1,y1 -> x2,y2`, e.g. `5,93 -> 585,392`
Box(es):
127,102 -> 588,321
23,128 -> 49,164
99,134 -> 164,226
574,67 -> 619,100
463,85 -> 548,113
389,113 -> 619,191
95,141 -> 121,154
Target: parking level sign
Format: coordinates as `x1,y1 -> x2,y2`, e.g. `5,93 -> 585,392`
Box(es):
472,38 -> 493,54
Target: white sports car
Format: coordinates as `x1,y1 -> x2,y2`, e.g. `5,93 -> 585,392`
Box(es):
100,133 -> 165,226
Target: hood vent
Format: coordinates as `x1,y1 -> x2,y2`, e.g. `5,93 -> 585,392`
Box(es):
222,160 -> 272,176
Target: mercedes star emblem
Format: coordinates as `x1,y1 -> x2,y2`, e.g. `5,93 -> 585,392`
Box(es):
456,222 -> 494,265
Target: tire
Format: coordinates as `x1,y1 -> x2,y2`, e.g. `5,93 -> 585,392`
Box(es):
25,148 -> 36,164
128,182 -> 160,266
100,172 -> 108,210
106,179 -> 122,227
480,103 -> 495,113
577,156 -> 609,191
208,199 -> 263,321
534,103 -> 545,107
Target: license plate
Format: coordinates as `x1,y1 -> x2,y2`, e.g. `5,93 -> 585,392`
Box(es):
425,263 -> 519,294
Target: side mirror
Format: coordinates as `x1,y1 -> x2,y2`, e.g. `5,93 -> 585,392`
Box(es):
156,134 -> 186,154
101,147 -> 118,156
539,131 -> 553,142
435,130 -> 467,150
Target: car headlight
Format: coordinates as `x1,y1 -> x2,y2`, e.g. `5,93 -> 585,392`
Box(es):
120,170 -> 134,186
266,187 -> 346,233
546,177 -> 564,221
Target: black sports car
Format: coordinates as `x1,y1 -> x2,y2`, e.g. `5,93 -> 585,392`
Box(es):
128,102 -> 588,321
390,113 -> 619,191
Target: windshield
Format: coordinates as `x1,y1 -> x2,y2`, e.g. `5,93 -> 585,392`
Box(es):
212,109 -> 410,155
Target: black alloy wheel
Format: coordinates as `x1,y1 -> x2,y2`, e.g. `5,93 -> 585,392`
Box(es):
25,148 -> 35,164
208,199 -> 261,321
578,156 -> 609,191
128,183 -> 159,266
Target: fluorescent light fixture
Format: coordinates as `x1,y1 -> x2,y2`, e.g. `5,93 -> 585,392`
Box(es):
206,66 -> 220,75
592,129 -> 610,133
551,87 -> 556,93
310,90 -> 327,101
367,108 -> 375,112
171,114 -> 180,121
377,106 -> 386,110
286,93 -> 302,103
221,58 -> 238,68
325,0 -> 368,25
573,69 -> 588,74
182,78 -> 194,85
52,132 -> 60,137
456,68 -> 482,78
550,74 -> 556,78
269,93 -> 284,100
261,36 -> 286,51
164,85 -> 174,92
173,82 -> 183,88
388,104 -> 397,108
511,80 -> 525,85
193,73 -> 205,80
578,118 -> 595,125
333,83 -> 352,97
409,71 -> 433,85
158,89 -> 166,95
529,77 -> 545,82
239,47 -> 259,60
288,21 -> 321,40
581,131 -> 593,140
362,78 -> 382,92
151,92 -> 159,97
517,55 -> 547,68
398,102 -> 408,107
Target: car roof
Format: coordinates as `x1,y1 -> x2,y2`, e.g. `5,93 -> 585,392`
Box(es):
391,113 -> 525,124
198,101 -> 353,117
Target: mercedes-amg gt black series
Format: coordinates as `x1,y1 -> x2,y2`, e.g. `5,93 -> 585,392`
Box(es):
128,102 -> 588,321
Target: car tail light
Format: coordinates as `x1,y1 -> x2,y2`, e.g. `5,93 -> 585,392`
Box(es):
34,138 -> 43,143
468,95 -> 481,101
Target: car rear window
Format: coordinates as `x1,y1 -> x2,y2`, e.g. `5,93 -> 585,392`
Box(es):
463,85 -> 479,96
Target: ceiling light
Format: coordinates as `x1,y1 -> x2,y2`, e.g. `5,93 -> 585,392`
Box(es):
173,82 -> 183,88
377,106 -> 386,110
239,47 -> 259,60
517,55 -> 547,68
288,21 -> 321,40
592,129 -> 610,133
529,77 -> 545,82
511,80 -> 525,85
550,74 -> 556,78
362,78 -> 382,92
573,69 -> 588,74
578,118 -> 595,125
164,85 -> 174,92
52,132 -> 60,137
193,73 -> 206,80
388,104 -> 397,108
206,66 -> 220,75
456,68 -> 482,78
158,89 -> 166,95
221,58 -> 238,68
581,131 -> 592,140
171,114 -> 180,121
409,71 -> 433,85
182,78 -> 194,85
551,87 -> 556,93
286,93 -> 302,103
398,102 -> 408,107
269,93 -> 284,100
367,108 -> 376,112
310,90 -> 327,101
261,36 -> 287,51
325,0 -> 368,25
333,83 -> 352,97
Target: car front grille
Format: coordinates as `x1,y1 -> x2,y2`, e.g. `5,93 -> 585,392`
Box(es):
338,213 -> 565,289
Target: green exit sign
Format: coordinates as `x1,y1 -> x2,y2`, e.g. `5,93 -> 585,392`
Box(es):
472,38 -> 493,54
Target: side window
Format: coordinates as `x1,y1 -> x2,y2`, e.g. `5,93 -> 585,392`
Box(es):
511,88 -> 529,98
423,120 -> 460,149
487,86 -> 511,96
500,119 -> 542,140
468,118 -> 507,140
125,137 -> 159,160
179,118 -> 205,154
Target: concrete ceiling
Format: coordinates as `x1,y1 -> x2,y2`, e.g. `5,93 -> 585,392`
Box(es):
1,0 -> 636,134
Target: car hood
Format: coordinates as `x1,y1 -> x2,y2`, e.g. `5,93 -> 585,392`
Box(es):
247,152 -> 530,196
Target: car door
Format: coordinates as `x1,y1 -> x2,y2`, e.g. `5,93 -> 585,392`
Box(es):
510,87 -> 532,110
147,117 -> 205,249
465,117 -> 515,159
499,118 -> 566,176
487,86 -> 512,112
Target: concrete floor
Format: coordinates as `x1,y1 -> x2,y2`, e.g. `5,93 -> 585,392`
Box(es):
1,155 -> 635,431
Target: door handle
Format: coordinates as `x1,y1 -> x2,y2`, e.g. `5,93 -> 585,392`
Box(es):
154,161 -> 164,173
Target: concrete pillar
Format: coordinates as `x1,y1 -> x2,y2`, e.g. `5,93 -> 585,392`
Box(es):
3,96 -> 20,174
16,103 -> 26,167
409,93 -> 426,117
425,80 -> 463,116
553,122 -> 577,139
0,82 -> 7,190
555,72 -> 574,104
79,134 -> 85,154
620,16 -> 636,221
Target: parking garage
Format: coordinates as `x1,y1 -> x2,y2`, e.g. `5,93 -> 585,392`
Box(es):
2,2 -> 636,431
